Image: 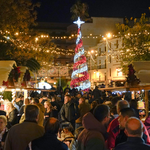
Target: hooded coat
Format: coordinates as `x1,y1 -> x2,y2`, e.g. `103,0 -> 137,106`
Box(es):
77,112 -> 107,150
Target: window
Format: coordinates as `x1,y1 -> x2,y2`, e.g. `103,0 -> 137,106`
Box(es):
98,60 -> 101,69
98,48 -> 101,56
105,46 -> 106,52
109,42 -> 111,49
117,68 -> 123,76
116,40 -> 119,48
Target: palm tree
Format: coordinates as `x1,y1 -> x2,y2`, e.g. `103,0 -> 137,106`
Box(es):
0,34 -> 41,72
70,0 -> 89,21
26,58 -> 40,72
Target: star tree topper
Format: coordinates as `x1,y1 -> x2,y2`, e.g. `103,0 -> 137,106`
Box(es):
73,17 -> 85,28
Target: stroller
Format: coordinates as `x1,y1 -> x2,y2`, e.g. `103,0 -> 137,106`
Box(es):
58,121 -> 75,147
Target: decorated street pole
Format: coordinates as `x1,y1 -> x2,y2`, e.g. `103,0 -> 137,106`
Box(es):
70,17 -> 91,92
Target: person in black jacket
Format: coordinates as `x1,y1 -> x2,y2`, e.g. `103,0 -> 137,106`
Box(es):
92,86 -> 102,101
115,117 -> 150,150
5,102 -> 18,129
0,115 -> 8,150
115,108 -> 149,147
60,95 -> 79,129
64,85 -> 70,95
32,117 -> 68,150
43,101 -> 53,126
51,97 -> 60,119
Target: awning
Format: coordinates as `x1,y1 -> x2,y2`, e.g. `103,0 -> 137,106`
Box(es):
132,61 -> 150,84
0,61 -> 16,86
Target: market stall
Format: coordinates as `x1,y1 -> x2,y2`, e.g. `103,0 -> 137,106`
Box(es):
0,61 -> 16,86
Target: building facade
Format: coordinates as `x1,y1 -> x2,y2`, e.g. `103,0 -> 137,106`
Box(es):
34,17 -> 126,88
88,37 -> 126,88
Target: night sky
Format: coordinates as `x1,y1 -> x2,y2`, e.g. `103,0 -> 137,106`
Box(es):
33,0 -> 150,23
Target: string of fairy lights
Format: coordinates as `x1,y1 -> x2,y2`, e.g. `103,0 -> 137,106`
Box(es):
86,30 -> 150,67
0,31 -> 75,57
1,30 -> 150,40
0,28 -> 150,69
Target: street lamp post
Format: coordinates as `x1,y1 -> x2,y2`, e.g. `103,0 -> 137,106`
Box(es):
104,33 -> 111,88
58,64 -> 61,86
88,50 -> 94,84
58,67 -> 61,86
90,55 -> 91,83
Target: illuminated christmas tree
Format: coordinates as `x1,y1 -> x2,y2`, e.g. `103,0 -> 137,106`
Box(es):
70,17 -> 91,91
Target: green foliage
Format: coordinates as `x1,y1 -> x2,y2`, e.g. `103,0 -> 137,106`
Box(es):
56,78 -> 67,89
0,32 -> 55,72
0,33 -> 40,71
0,0 -> 58,72
70,0 -> 89,21
26,58 -> 40,72
3,91 -> 12,101
23,69 -> 31,81
8,64 -> 21,83
0,0 -> 40,33
126,64 -> 140,85
116,13 -> 150,73
63,81 -> 71,91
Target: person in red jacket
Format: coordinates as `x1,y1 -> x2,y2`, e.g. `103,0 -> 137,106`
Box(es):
107,100 -> 130,149
115,117 -> 150,150
115,108 -> 150,147
107,100 -> 150,150
144,114 -> 150,135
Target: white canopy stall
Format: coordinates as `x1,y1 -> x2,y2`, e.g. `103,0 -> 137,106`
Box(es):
0,61 -> 16,86
133,61 -> 150,85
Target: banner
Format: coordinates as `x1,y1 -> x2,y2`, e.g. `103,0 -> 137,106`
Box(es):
59,66 -> 68,76
38,66 -> 69,77
48,67 -> 58,76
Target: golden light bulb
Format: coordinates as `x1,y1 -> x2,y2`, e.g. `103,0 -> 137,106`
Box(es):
107,33 -> 111,38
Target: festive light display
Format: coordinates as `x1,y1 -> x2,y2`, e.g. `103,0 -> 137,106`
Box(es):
71,66 -> 88,78
38,81 -> 52,89
12,89 -> 16,101
74,49 -> 84,62
70,17 -> 91,91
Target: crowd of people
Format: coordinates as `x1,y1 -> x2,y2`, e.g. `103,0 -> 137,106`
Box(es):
0,85 -> 150,150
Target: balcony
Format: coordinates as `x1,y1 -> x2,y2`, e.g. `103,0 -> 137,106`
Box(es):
88,65 -> 106,70
98,65 -> 106,69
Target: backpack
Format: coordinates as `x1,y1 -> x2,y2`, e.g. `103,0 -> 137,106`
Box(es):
70,138 -> 79,150
70,126 -> 84,150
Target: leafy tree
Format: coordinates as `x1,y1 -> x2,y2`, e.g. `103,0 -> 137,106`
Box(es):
116,13 -> 150,74
0,32 -> 56,72
56,78 -> 67,89
0,0 -> 61,74
126,64 -> 140,86
0,0 -> 43,72
70,0 -> 89,21
0,0 -> 40,33
3,91 -> 12,101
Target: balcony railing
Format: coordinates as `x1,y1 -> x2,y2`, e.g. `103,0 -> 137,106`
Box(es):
88,65 -> 106,70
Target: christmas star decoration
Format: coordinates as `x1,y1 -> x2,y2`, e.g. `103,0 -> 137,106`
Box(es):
73,17 -> 85,28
